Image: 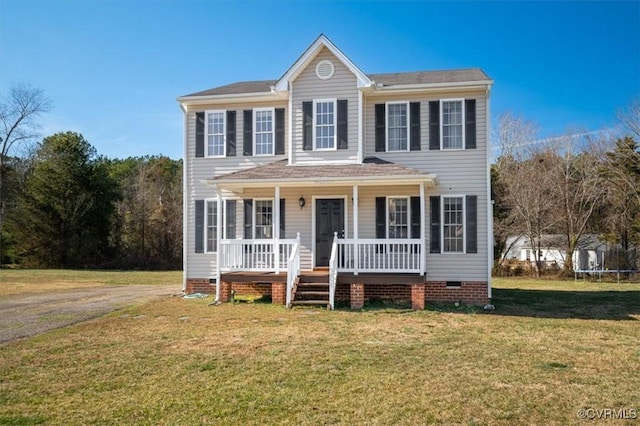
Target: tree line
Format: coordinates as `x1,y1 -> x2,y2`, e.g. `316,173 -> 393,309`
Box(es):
493,98 -> 640,277
1,85 -> 182,269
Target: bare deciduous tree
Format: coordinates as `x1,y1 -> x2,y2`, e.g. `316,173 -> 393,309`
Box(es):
0,84 -> 51,265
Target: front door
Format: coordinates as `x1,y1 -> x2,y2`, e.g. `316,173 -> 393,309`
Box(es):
315,198 -> 345,267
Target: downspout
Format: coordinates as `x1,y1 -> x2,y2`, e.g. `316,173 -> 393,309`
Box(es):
180,103 -> 188,292
215,187 -> 222,303
485,85 -> 493,300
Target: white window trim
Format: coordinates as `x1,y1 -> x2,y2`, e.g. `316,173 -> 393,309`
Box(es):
313,98 -> 337,151
441,194 -> 466,254
253,107 -> 275,157
386,101 -> 410,152
440,98 -> 465,151
205,198 -> 227,253
386,196 -> 411,239
205,109 -> 226,158
253,198 -> 274,239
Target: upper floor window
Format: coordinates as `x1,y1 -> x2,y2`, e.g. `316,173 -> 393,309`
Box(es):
206,110 -> 226,157
443,196 -> 464,253
387,103 -> 409,152
254,108 -> 274,156
441,100 -> 464,150
388,197 -> 409,239
314,99 -> 336,150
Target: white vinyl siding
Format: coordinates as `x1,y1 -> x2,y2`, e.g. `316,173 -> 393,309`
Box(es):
442,196 -> 464,253
254,108 -> 274,156
206,110 -> 225,157
313,99 -> 336,150
292,47 -> 359,164
388,197 -> 409,239
441,99 -> 464,150
387,102 -> 409,151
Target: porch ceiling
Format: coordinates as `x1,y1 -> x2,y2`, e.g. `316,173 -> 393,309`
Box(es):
205,157 -> 438,189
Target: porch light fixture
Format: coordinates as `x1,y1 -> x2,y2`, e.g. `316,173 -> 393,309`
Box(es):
298,196 -> 306,209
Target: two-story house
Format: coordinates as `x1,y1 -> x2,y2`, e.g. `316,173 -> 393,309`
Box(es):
177,35 -> 493,309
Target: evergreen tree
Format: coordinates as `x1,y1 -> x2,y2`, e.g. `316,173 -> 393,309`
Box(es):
11,132 -> 118,267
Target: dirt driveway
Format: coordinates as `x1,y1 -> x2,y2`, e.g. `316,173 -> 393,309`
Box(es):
0,284 -> 179,344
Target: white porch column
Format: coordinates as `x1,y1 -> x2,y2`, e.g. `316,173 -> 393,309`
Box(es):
420,182 -> 426,276
274,185 -> 281,274
215,189 -> 223,302
353,185 -> 359,276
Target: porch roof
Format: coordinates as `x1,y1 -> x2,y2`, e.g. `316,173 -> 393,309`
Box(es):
206,157 -> 438,189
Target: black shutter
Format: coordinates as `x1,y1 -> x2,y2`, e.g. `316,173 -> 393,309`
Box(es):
225,200 -> 236,239
244,199 -> 253,239
302,101 -> 313,151
195,199 -> 204,253
410,102 -> 421,151
279,198 -> 286,238
466,195 -> 477,253
429,101 -> 440,150
375,197 -> 386,238
226,111 -> 236,157
243,110 -> 253,156
430,196 -> 441,253
195,112 -> 205,158
337,99 -> 348,149
465,99 -> 476,149
410,197 -> 421,239
375,104 -> 385,152
275,108 -> 285,155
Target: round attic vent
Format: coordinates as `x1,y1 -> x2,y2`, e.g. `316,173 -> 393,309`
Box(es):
315,60 -> 335,80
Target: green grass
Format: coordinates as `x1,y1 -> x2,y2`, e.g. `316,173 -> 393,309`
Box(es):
0,269 -> 182,296
0,274 -> 639,425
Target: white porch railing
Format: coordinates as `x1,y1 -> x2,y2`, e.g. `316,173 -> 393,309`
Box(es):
328,233 -> 339,310
286,233 -> 301,307
336,238 -> 424,274
219,237 -> 298,273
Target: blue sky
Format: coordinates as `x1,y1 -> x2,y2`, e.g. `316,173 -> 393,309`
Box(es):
1,0 -> 638,160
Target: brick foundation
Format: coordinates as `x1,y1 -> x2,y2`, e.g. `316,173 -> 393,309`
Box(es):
185,278 -> 213,294
271,282 -> 286,305
350,283 -> 365,309
411,284 -> 425,310
187,278 -> 489,307
424,281 -> 489,305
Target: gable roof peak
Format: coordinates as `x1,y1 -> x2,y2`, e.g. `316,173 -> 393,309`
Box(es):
274,34 -> 371,91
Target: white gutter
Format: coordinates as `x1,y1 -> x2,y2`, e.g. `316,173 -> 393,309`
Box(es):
177,91 -> 286,106
485,85 -> 493,300
205,174 -> 438,190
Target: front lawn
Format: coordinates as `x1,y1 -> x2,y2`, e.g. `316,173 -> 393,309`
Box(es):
0,275 -> 638,424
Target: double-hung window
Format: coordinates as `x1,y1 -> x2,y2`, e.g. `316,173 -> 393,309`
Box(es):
387,102 -> 408,151
314,99 -> 336,150
254,108 -> 274,156
441,100 -> 464,150
205,200 -> 225,252
388,197 -> 409,239
206,110 -> 225,157
442,196 -> 464,253
254,200 -> 273,239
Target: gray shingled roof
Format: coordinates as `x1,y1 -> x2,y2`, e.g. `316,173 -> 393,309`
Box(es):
370,68 -> 491,86
181,68 -> 491,98
211,157 -> 433,183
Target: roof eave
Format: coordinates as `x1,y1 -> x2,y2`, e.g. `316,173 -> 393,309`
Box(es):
177,90 -> 286,107
366,80 -> 494,95
204,174 -> 439,189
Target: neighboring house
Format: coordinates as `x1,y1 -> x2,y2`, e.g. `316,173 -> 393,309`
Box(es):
177,35 -> 493,309
503,234 -> 605,270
